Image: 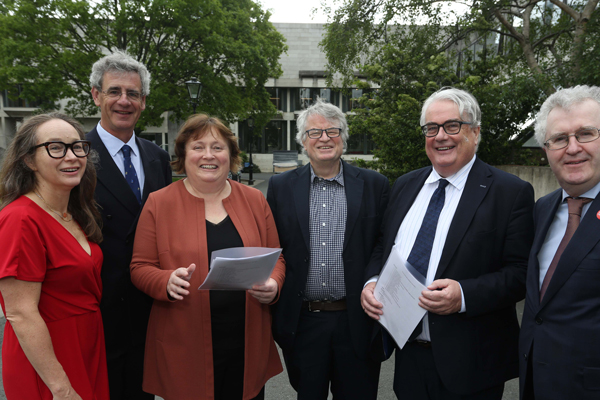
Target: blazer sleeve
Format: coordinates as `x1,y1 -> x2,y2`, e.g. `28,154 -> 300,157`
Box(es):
261,191 -> 285,304
459,180 -> 534,316
130,193 -> 173,302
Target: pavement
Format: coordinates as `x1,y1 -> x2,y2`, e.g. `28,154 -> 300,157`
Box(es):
0,172 -> 521,399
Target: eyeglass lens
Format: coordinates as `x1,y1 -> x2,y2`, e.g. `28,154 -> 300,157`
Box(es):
306,128 -> 341,138
46,141 -> 90,158
422,121 -> 465,136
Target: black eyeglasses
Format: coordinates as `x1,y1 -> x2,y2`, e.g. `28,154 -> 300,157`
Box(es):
305,128 -> 342,139
101,88 -> 143,102
33,141 -> 91,159
421,120 -> 472,137
544,127 -> 600,150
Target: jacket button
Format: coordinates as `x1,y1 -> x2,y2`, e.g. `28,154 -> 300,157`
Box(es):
535,317 -> 543,325
298,291 -> 303,297
107,215 -> 112,220
524,353 -> 528,360
303,258 -> 309,263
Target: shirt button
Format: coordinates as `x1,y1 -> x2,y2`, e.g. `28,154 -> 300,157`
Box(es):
323,187 -> 326,190
322,242 -> 326,246
322,283 -> 326,286
322,223 -> 326,226
321,263 -> 325,267
323,204 -> 326,207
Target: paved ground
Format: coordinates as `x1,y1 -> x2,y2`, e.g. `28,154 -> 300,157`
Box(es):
0,172 -> 521,399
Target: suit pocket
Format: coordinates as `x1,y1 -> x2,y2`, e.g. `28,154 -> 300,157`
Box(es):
583,367 -> 600,390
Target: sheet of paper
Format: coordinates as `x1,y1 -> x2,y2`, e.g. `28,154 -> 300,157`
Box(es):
374,245 -> 427,349
198,247 -> 282,290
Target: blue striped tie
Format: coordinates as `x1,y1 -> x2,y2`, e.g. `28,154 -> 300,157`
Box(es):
122,145 -> 142,204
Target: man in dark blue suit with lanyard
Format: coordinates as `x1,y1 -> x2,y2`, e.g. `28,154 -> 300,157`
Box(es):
87,51 -> 171,400
520,85 -> 600,400
362,87 -> 535,399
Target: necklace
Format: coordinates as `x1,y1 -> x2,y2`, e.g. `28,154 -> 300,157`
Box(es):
34,191 -> 73,222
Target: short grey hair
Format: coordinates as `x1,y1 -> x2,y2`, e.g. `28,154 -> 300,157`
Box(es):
420,87 -> 481,128
295,99 -> 349,155
534,85 -> 600,146
90,50 -> 151,96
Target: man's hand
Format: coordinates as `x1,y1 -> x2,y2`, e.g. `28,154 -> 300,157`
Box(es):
249,278 -> 278,304
418,279 -> 462,315
361,282 -> 383,320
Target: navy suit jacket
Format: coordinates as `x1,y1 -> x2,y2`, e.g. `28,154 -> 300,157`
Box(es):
519,189 -> 600,399
87,127 -> 172,358
366,158 -> 534,395
267,161 -> 389,359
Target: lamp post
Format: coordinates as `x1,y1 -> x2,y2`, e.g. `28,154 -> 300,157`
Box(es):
247,117 -> 255,186
185,77 -> 202,114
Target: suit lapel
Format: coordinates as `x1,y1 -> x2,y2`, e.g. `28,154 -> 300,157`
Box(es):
343,162 -> 363,250
436,159 -> 491,279
541,192 -> 600,307
292,165 -> 311,252
88,128 -> 141,216
383,168 -> 430,259
527,190 -> 562,310
136,136 -> 160,202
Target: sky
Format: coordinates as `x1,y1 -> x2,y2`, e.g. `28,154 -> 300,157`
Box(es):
258,0 -> 333,23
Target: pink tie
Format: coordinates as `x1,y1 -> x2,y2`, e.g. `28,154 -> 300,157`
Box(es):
540,197 -> 592,300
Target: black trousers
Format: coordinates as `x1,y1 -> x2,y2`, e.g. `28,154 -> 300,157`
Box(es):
283,308 -> 380,400
394,341 -> 504,400
106,341 -> 153,400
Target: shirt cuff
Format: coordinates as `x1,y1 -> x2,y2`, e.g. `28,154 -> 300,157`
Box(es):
364,275 -> 379,288
459,282 -> 466,313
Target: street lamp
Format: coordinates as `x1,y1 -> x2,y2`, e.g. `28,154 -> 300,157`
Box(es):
247,117 -> 255,186
185,77 -> 202,114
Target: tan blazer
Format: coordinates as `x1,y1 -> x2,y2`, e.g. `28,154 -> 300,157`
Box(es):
131,179 -> 285,400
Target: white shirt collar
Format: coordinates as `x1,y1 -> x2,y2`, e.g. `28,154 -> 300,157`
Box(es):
426,154 -> 477,190
96,122 -> 139,157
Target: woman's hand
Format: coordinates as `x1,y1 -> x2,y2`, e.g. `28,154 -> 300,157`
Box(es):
167,264 -> 196,300
249,278 -> 278,304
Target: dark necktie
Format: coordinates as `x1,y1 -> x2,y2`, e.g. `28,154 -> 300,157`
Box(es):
122,145 -> 142,204
540,196 -> 591,300
407,179 -> 450,278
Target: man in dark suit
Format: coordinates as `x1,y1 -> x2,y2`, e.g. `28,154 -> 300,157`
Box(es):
520,85 -> 600,400
87,51 -> 171,400
267,100 -> 389,399
362,88 -> 534,399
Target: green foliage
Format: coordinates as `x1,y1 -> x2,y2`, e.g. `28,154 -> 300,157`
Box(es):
321,0 -> 599,182
0,0 -> 287,129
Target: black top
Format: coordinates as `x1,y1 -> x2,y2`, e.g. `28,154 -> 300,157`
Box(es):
206,216 -> 246,354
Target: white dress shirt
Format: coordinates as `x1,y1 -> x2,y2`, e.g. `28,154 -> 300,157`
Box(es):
393,155 -> 476,341
96,122 -> 145,194
536,181 -> 600,288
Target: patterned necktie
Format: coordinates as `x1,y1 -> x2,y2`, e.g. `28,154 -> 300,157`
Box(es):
122,145 -> 142,204
540,196 -> 591,300
407,179 -> 450,278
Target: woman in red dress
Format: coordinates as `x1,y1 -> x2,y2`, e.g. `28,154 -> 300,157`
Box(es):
0,113 -> 108,399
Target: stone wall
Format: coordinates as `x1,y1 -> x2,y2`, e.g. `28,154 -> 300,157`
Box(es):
496,165 -> 560,200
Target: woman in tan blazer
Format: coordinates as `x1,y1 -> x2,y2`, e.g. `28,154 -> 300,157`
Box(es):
130,114 -> 285,400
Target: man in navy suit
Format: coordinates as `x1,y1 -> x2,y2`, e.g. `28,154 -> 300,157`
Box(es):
267,100 -> 389,399
87,51 -> 171,400
520,85 -> 600,400
362,87 -> 534,399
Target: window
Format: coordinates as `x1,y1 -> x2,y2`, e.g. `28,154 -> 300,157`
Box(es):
2,85 -> 42,108
266,87 -> 287,112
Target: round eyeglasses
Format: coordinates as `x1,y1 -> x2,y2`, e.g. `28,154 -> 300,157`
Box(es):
421,120 -> 472,137
33,141 -> 91,159
544,128 -> 600,150
305,128 -> 342,139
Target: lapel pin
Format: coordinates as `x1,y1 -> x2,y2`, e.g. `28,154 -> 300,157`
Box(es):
480,185 -> 486,188
596,210 -> 600,219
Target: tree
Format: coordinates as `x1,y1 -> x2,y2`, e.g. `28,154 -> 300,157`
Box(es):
319,0 -> 599,181
322,0 -> 600,94
0,0 -> 287,129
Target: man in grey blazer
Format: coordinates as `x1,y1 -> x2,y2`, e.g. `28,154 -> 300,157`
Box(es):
520,85 -> 600,400
87,51 -> 171,400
